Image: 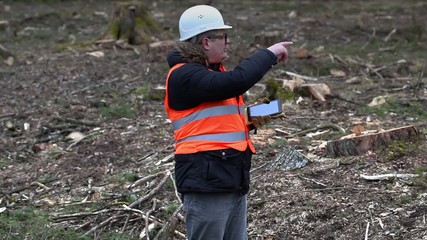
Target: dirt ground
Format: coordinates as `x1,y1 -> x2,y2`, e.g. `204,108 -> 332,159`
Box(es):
1,0 -> 427,239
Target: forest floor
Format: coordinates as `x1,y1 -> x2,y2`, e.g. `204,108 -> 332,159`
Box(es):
1,0 -> 427,239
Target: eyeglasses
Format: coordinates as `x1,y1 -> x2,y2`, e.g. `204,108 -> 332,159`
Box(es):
199,33 -> 228,44
208,33 -> 228,44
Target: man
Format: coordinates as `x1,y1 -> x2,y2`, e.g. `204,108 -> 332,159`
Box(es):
164,4 -> 292,240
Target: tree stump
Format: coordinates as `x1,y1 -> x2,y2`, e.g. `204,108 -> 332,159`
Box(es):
101,2 -> 162,45
323,125 -> 426,158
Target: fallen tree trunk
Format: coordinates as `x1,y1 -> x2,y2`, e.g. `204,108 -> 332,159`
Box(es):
324,125 -> 426,158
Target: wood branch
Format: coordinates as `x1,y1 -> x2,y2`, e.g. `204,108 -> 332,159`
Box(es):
78,165 -> 172,238
121,214 -> 131,233
383,28 -> 396,42
83,214 -> 125,236
365,63 -> 384,80
0,112 -> 16,119
4,177 -> 57,195
140,199 -> 157,240
372,59 -> 406,73
0,43 -> 13,60
285,71 -> 318,81
365,221 -> 370,240
287,123 -> 346,138
360,173 -> 419,181
129,171 -> 171,208
297,174 -> 327,187
324,125 -> 426,158
136,151 -> 158,163
66,129 -> 102,150
169,172 -> 182,205
70,77 -> 120,95
330,54 -> 349,67
154,205 -> 183,240
155,153 -> 174,166
53,206 -> 145,221
267,186 -> 400,199
51,115 -> 99,127
127,170 -> 168,189
30,181 -> 50,190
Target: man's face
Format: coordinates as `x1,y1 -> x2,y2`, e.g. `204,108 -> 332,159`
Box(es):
203,30 -> 230,64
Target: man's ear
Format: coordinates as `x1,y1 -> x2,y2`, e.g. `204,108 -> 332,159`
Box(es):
200,38 -> 210,50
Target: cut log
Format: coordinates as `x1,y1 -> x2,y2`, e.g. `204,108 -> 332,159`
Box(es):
100,1 -> 162,45
300,83 -> 331,102
280,77 -> 331,102
323,125 -> 426,158
267,145 -> 311,171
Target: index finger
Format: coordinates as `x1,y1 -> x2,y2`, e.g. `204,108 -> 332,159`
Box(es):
279,41 -> 293,46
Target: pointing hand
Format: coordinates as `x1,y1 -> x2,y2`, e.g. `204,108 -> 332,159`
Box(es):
267,41 -> 293,62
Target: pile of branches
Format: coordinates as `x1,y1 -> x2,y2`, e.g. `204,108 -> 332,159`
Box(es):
50,169 -> 184,239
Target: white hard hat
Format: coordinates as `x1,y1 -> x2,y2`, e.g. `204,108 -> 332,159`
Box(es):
179,5 -> 232,41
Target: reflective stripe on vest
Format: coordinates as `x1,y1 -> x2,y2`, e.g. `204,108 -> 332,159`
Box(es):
171,105 -> 246,131
176,131 -> 247,143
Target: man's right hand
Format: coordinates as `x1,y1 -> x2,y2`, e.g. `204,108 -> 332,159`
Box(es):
251,115 -> 272,128
267,41 -> 293,62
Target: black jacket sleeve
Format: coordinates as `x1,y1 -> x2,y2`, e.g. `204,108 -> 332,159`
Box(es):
168,49 -> 277,110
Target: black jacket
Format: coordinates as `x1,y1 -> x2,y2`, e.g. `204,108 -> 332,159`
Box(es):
166,48 -> 278,194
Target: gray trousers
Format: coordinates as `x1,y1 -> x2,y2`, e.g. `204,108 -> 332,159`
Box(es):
182,192 -> 248,240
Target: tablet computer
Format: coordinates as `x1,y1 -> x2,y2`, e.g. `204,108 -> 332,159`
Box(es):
247,99 -> 282,118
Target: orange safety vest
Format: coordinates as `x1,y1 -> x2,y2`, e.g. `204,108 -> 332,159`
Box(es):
164,63 -> 256,154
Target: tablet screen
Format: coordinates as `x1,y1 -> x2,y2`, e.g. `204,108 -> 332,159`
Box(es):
248,99 -> 282,117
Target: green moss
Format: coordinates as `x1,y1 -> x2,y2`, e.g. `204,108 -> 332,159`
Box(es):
338,157 -> 357,166
125,194 -> 138,203
164,203 -> 180,219
397,194 -> 411,205
413,166 -> 427,191
134,86 -> 148,95
413,175 -> 427,190
414,166 -> 427,175
99,104 -> 137,119
380,140 -> 419,162
265,78 -> 298,101
134,85 -> 164,101
0,207 -> 90,240
37,173 -> 56,183
0,157 -> 12,169
123,172 -> 138,182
